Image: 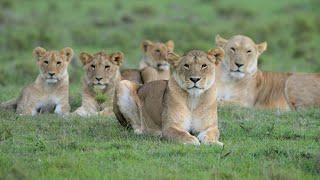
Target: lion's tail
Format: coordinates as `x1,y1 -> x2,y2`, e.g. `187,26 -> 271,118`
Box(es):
0,98 -> 18,111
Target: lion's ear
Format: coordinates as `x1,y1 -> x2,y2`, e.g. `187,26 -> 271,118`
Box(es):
110,51 -> 124,66
79,52 -> 93,65
166,40 -> 175,52
256,42 -> 267,54
215,34 -> 228,48
207,47 -> 225,65
61,47 -> 74,62
33,47 -> 46,59
141,40 -> 153,53
166,52 -> 181,68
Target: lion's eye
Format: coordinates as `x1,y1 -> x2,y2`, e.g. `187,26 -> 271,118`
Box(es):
91,64 -> 96,69
184,64 -> 189,69
105,65 -> 110,69
57,61 -> 62,65
247,50 -> 252,53
231,47 -> 236,52
44,60 -> 49,64
201,64 -> 207,69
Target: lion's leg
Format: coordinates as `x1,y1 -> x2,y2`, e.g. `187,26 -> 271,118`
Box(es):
197,126 -> 223,146
163,126 -> 200,145
99,106 -> 114,116
54,99 -> 70,116
117,80 -> 144,134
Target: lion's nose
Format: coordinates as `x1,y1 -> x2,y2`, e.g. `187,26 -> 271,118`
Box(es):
235,63 -> 244,68
48,72 -> 55,77
96,77 -> 103,81
190,77 -> 201,83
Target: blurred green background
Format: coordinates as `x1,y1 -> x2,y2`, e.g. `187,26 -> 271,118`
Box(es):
0,0 -> 319,92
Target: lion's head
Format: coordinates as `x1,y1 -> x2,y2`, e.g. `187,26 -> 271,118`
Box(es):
167,48 -> 224,96
215,35 -> 267,79
141,40 -> 174,71
33,47 -> 74,84
79,51 -> 124,90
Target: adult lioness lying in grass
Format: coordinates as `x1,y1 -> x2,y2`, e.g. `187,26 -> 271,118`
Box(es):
215,35 -> 292,109
215,34 -> 320,110
114,48 -> 224,145
0,47 -> 73,115
73,51 -> 124,116
120,40 -> 174,84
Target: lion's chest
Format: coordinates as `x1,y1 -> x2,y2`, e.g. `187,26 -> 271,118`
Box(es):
33,96 -> 61,115
182,97 -> 206,133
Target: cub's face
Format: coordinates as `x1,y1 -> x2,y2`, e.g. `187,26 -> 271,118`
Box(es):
215,35 -> 267,79
80,51 -> 124,90
168,48 -> 224,96
141,40 -> 174,71
33,47 -> 73,83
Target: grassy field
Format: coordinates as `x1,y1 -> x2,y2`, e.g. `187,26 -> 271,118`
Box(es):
0,0 -> 319,179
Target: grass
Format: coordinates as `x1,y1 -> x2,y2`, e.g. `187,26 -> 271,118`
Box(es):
0,0 -> 319,179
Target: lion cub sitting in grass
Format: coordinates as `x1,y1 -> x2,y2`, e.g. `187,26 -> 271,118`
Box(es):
121,40 -> 174,84
0,47 -> 73,115
114,48 -> 224,145
73,51 -> 124,116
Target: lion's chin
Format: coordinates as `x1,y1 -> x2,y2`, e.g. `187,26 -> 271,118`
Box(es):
187,88 -> 204,97
230,72 -> 245,79
46,79 -> 58,83
93,84 -> 107,90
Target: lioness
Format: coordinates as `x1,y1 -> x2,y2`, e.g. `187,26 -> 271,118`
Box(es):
0,47 -> 73,115
120,40 -> 175,84
73,51 -> 124,116
114,48 -> 224,145
215,35 -> 292,109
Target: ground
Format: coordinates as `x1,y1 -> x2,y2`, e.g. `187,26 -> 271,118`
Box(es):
0,0 -> 319,179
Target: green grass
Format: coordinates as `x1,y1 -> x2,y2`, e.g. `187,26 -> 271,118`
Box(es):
0,0 -> 319,179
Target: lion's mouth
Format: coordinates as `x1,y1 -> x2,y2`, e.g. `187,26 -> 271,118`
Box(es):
93,83 -> 107,89
230,69 -> 242,73
187,86 -> 203,90
46,77 -> 58,83
156,62 -> 170,71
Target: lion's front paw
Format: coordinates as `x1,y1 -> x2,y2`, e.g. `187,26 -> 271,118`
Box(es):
133,128 -> 144,135
198,131 -> 223,146
182,136 -> 200,145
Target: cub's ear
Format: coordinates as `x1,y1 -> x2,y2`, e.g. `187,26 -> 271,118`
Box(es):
110,51 -> 124,66
166,40 -> 175,52
215,34 -> 228,48
33,47 -> 46,59
141,40 -> 153,53
207,47 -> 225,65
61,47 -> 74,62
166,52 -> 181,68
256,42 -> 267,54
79,52 -> 93,65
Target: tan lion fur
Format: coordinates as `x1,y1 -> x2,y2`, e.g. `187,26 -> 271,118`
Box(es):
73,51 -> 124,116
114,48 -> 224,145
215,35 -> 292,109
0,47 -> 73,115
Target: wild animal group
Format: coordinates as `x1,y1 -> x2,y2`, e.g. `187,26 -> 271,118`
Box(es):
1,35 -> 320,145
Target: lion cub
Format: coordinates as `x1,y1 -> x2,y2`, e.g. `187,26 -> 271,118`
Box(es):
120,40 -> 175,84
114,48 -> 224,145
73,51 -> 124,116
139,40 -> 174,83
0,47 -> 73,115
